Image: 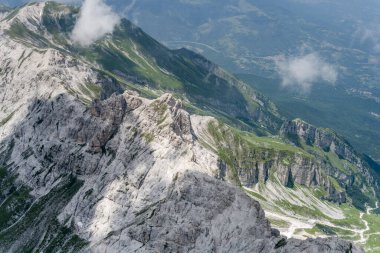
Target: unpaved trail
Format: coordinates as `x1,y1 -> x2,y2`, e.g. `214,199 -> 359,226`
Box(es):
266,201 -> 379,244
245,185 -> 379,245
357,212 -> 369,244
265,211 -> 314,239
363,202 -> 380,252
357,201 -> 379,245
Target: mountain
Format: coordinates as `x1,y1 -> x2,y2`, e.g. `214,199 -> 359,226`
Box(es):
105,0 -> 380,164
0,2 -> 377,252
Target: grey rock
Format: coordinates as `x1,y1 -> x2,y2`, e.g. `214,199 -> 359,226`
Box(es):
0,3 -> 364,253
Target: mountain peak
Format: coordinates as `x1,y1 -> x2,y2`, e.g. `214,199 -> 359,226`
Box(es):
2,2 -> 46,30
0,1 -> 79,48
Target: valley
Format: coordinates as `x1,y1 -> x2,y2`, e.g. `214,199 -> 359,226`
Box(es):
245,182 -> 380,252
116,0 -> 380,163
238,73 -> 380,164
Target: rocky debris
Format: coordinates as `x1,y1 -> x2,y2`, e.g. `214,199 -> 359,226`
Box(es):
279,237 -> 362,253
322,191 -> 347,205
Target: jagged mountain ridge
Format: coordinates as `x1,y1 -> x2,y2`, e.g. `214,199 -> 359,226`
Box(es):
114,0 -> 380,163
0,1 -> 375,252
1,1 -> 282,133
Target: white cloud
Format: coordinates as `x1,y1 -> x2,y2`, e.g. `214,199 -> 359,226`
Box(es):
71,0 -> 120,47
275,53 -> 338,92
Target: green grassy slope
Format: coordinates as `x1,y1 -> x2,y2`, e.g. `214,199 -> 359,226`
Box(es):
3,2 -> 283,134
197,120 -> 380,251
238,73 -> 380,163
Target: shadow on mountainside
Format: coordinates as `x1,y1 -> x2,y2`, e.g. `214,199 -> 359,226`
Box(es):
0,92 -> 363,252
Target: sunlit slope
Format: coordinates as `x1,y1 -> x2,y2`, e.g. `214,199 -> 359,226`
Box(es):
193,118 -> 380,251
2,2 -> 282,135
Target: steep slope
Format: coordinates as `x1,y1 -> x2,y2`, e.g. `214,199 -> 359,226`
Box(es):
0,3 -> 9,11
194,117 -> 380,208
192,116 -> 380,251
1,1 -> 282,134
0,2 -> 372,252
281,119 -> 380,208
113,0 -> 380,75
108,0 -> 380,163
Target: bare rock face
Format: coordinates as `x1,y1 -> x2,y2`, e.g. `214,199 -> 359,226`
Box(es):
278,237 -> 362,253
281,119 -> 354,158
0,89 -> 364,252
281,119 -> 378,200
280,119 -> 371,171
0,3 -> 364,252
87,94 -> 128,153
234,153 -> 326,188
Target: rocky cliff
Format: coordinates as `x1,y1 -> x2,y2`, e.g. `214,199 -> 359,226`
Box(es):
281,119 -> 360,162
0,2 -> 367,252
0,89 -> 363,252
194,113 -> 379,211
281,119 -> 379,208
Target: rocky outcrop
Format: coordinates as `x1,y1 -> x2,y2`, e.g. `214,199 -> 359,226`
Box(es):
277,237 -> 362,253
281,119 -> 379,203
322,191 -> 347,205
193,119 -> 365,206
233,152 -> 327,188
194,120 -> 331,189
281,119 -> 356,161
280,119 -> 375,181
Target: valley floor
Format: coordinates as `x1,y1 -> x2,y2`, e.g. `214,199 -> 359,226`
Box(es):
244,179 -> 380,252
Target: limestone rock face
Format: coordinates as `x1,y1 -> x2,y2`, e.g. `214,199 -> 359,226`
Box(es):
277,237 -> 362,253
0,2 -> 364,252
281,119 -> 355,159
281,119 -> 378,191
0,89 -> 363,252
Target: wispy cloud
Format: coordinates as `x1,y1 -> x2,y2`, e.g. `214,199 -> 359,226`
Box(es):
122,0 -> 137,15
275,53 -> 338,92
71,0 -> 120,47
